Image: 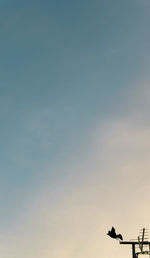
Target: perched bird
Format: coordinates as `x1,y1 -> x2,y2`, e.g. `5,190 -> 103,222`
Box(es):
107,227 -> 123,240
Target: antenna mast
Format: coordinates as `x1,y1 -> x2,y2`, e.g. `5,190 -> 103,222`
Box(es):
120,228 -> 150,258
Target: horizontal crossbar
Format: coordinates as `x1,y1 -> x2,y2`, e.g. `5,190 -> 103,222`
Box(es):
120,241 -> 150,245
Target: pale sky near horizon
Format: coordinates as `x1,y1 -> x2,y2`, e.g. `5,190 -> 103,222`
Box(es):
0,0 -> 150,257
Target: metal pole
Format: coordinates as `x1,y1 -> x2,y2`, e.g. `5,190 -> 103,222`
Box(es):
132,244 -> 136,258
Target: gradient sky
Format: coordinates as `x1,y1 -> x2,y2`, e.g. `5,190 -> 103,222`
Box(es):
0,0 -> 150,257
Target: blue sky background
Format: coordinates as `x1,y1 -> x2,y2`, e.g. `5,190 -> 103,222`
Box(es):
0,0 -> 150,257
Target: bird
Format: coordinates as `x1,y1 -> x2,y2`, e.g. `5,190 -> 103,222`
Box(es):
107,227 -> 123,240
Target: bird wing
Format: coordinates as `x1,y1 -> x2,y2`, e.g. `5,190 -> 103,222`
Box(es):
111,227 -> 116,234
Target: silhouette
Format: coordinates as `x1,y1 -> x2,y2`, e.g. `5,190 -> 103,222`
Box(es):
107,227 -> 123,240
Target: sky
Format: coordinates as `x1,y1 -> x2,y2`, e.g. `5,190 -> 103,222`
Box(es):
0,0 -> 150,257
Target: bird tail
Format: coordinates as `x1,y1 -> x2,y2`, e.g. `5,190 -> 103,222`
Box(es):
117,234 -> 123,240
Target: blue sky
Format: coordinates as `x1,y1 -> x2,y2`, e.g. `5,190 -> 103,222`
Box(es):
0,0 -> 150,257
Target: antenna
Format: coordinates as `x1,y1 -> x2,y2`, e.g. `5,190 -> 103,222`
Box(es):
120,228 -> 150,258
138,228 -> 145,252
136,228 -> 150,258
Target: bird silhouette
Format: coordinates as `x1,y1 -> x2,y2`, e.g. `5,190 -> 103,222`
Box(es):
107,227 -> 123,240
